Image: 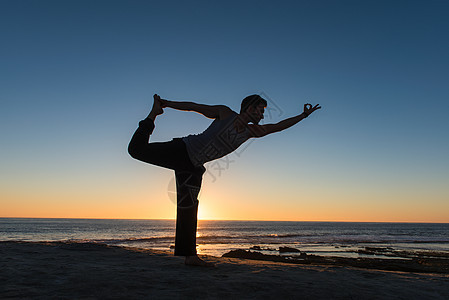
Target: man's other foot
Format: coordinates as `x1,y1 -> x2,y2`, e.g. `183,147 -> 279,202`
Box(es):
147,94 -> 164,120
185,255 -> 215,267
153,94 -> 164,115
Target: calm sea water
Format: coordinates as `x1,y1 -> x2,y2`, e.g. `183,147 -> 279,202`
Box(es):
1,218 -> 448,259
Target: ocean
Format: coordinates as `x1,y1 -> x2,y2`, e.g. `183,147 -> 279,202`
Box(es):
1,218 -> 448,259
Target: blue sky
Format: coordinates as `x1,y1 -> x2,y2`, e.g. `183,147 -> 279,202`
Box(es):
1,0 -> 448,221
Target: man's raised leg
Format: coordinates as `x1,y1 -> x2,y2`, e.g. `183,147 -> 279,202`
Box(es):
128,94 -> 164,161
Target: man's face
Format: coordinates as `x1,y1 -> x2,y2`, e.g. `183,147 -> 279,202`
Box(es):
248,103 -> 265,124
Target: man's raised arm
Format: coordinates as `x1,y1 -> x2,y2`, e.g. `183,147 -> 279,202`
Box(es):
249,103 -> 321,138
157,94 -> 233,120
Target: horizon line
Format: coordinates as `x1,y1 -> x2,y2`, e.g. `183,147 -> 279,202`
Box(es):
1,217 -> 448,224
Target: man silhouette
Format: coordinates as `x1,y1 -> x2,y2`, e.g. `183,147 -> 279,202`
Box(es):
128,94 -> 320,266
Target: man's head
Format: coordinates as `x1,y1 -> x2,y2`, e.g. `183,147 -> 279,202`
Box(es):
240,94 -> 267,124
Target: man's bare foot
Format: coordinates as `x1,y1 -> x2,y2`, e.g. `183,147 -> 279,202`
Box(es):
147,94 -> 164,121
185,255 -> 215,267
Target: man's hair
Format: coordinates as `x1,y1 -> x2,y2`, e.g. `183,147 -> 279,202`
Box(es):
240,94 -> 267,113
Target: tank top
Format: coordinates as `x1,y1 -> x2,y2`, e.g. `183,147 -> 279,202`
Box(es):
182,112 -> 251,166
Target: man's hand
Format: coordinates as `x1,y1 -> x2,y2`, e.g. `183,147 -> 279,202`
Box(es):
249,103 -> 322,138
303,103 -> 321,116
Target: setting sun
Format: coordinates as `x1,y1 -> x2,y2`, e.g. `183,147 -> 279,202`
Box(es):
197,203 -> 213,221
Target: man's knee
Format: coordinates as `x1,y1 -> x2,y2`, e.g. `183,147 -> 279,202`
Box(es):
128,143 -> 142,160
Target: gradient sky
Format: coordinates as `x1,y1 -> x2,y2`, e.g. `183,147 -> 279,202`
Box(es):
1,0 -> 448,222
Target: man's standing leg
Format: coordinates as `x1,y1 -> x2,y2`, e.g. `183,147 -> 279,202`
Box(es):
174,170 -> 200,256
174,168 -> 213,266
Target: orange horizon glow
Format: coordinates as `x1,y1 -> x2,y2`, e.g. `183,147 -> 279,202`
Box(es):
2,198 -> 448,223
2,173 -> 448,224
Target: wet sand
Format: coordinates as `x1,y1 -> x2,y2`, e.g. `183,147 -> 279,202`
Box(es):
1,241 -> 448,299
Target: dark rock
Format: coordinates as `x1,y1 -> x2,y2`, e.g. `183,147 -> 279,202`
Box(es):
279,246 -> 301,253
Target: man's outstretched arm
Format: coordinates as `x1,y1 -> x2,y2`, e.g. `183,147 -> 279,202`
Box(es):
157,94 -> 233,120
249,103 -> 321,138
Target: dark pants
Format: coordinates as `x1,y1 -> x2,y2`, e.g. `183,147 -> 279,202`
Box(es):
128,119 -> 205,256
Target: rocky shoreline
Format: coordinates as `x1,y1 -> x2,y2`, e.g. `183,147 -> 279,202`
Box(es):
222,247 -> 449,274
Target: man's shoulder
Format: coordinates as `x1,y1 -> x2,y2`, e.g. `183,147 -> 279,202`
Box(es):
217,106 -> 236,120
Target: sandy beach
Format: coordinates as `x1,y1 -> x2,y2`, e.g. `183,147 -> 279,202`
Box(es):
1,241 -> 448,299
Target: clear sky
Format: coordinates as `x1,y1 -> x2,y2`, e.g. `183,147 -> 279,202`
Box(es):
1,0 -> 448,222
